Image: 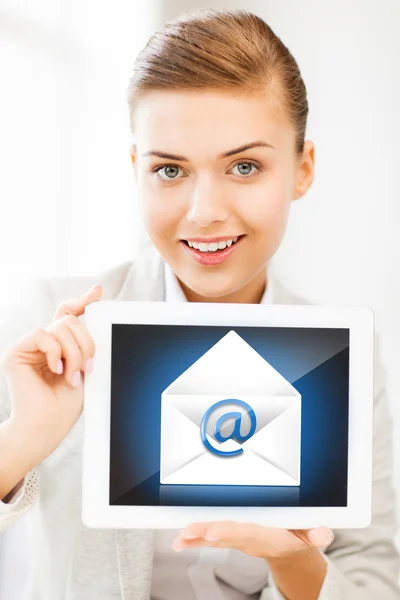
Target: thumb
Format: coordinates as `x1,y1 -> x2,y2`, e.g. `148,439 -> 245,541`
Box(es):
290,527 -> 334,549
53,284 -> 102,321
306,527 -> 334,548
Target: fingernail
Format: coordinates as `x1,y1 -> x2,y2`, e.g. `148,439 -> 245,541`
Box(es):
85,358 -> 93,374
72,371 -> 81,387
181,531 -> 197,540
172,539 -> 184,552
204,532 -> 219,542
88,284 -> 101,291
56,359 -> 63,374
324,531 -> 334,546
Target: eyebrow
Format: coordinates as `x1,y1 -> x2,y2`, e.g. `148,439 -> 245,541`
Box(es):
141,141 -> 275,162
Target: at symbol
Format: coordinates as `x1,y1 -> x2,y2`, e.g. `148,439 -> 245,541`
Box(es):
200,399 -> 257,457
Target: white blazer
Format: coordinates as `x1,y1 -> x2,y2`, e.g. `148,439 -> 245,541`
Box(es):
0,245 -> 399,600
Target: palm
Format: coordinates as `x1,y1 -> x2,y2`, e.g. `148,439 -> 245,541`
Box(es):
172,520 -> 333,558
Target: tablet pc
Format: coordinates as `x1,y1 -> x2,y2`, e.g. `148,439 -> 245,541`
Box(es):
82,301 -> 374,530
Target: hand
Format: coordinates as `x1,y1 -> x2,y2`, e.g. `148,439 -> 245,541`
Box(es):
0,284 -> 102,470
172,520 -> 334,560
173,521 -> 333,600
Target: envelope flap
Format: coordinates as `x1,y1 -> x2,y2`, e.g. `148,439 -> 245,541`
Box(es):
164,331 -> 299,396
170,395 -> 299,436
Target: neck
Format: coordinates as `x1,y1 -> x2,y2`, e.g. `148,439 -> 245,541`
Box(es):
178,269 -> 267,304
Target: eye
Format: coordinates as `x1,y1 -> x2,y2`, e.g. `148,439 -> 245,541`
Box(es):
230,160 -> 261,177
152,160 -> 263,181
153,165 -> 185,181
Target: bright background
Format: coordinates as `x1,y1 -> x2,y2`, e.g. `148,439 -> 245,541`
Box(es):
1,0 -> 399,597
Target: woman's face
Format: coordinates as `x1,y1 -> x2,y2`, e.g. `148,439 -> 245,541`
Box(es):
130,89 -> 314,301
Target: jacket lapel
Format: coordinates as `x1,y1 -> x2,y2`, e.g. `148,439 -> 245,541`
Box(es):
113,248 -> 165,599
115,528 -> 156,600
114,246 -> 165,303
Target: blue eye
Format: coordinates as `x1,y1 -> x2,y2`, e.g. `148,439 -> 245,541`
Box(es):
152,160 -> 261,181
231,161 -> 259,176
154,165 -> 183,180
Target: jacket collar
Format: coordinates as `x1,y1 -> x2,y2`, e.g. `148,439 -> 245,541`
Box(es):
114,245 -> 165,303
113,244 -> 303,307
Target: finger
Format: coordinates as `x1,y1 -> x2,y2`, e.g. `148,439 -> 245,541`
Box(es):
177,521 -> 297,556
1,328 -> 63,376
212,524 -> 333,553
181,521 -> 289,544
180,521 -> 214,540
46,322 -> 86,387
173,521 -> 222,552
296,527 -> 334,548
179,520 -> 259,548
48,315 -> 95,373
53,284 -> 102,321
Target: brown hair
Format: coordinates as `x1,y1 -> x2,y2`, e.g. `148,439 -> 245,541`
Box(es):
127,8 -> 308,154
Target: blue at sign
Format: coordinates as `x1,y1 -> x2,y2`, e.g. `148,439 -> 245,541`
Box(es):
200,399 -> 257,457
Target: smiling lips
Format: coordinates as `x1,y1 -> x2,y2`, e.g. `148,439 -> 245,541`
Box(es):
181,235 -> 244,265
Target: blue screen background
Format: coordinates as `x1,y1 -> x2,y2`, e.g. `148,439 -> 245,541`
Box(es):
109,325 -> 349,507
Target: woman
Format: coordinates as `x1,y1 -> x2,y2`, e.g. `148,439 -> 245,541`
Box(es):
0,8 -> 399,600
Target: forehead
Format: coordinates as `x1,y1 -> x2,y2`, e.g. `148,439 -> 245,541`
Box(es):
133,89 -> 295,157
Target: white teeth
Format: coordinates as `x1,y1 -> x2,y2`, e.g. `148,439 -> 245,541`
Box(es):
186,237 -> 240,252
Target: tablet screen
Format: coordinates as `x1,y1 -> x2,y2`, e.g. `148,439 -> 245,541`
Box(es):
109,325 -> 349,508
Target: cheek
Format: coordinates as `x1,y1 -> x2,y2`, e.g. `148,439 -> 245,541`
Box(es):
138,185 -> 182,239
240,179 -> 291,242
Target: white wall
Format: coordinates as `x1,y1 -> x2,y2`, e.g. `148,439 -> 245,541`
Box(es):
1,0 -> 399,597
0,0 -> 163,284
0,2 -> 162,598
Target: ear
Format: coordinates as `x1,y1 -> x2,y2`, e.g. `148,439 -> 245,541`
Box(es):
130,143 -> 137,165
293,140 -> 315,201
130,143 -> 138,180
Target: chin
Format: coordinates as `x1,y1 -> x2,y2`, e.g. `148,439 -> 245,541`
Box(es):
183,274 -> 244,301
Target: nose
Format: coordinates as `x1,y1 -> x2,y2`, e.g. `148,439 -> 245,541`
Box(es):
186,177 -> 229,227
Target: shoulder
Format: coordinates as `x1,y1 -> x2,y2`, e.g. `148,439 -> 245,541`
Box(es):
43,244 -> 165,308
0,247 -> 161,356
43,258 -> 134,308
270,269 -> 386,412
1,245 -> 165,356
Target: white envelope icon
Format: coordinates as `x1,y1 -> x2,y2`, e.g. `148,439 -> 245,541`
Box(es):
160,330 -> 301,486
